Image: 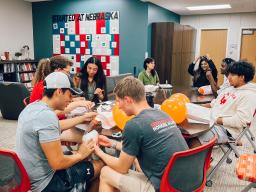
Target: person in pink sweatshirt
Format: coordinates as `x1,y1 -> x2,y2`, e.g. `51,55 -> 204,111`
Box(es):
199,61 -> 256,144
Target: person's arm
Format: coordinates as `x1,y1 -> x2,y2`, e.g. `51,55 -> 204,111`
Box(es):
98,135 -> 122,151
188,63 -> 195,76
94,144 -> 135,174
41,139 -> 94,170
72,97 -> 85,102
55,100 -> 93,117
138,72 -> 144,84
206,70 -> 219,97
188,56 -> 200,76
64,100 -> 94,114
221,96 -> 255,128
59,112 -> 97,131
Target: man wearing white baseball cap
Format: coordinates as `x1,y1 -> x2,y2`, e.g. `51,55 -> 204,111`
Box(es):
16,72 -> 103,192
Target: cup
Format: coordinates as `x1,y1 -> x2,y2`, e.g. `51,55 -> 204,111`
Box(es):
82,130 -> 99,143
82,130 -> 99,160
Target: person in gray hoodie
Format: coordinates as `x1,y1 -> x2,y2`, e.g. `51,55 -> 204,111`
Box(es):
199,61 -> 256,143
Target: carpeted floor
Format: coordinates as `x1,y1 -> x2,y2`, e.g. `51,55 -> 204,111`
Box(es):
0,113 -> 255,191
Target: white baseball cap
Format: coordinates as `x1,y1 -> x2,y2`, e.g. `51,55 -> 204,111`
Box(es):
44,72 -> 83,95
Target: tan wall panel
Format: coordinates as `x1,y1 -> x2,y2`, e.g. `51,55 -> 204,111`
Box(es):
200,29 -> 227,85
240,30 -> 256,82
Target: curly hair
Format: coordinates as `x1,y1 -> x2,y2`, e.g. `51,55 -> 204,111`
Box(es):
228,61 -> 255,83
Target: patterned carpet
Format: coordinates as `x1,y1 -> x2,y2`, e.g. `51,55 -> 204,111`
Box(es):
0,113 -> 255,191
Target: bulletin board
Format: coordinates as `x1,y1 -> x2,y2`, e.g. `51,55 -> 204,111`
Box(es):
52,11 -> 119,76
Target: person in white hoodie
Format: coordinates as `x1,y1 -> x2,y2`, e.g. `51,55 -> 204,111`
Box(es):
199,61 -> 256,144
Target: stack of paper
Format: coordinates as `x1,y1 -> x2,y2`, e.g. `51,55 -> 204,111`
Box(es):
186,103 -> 212,126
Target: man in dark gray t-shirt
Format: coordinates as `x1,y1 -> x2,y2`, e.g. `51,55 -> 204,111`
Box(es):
94,77 -> 188,192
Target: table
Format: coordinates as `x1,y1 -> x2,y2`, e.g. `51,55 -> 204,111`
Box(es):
177,119 -> 212,138
76,123 -> 121,139
76,120 -> 210,142
172,87 -> 215,104
153,86 -> 215,105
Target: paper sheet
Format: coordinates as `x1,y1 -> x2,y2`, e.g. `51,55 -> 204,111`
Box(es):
186,103 -> 211,123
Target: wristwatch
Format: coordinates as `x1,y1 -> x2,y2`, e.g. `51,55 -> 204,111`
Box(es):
111,141 -> 117,150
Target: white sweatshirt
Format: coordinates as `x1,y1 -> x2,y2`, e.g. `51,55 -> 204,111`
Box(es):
210,82 -> 256,136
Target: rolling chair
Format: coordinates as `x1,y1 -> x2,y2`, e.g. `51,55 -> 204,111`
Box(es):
0,149 -> 31,192
160,136 -> 217,192
0,82 -> 30,120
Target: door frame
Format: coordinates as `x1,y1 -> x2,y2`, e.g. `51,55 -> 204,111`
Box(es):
238,26 -> 256,60
197,27 -> 229,58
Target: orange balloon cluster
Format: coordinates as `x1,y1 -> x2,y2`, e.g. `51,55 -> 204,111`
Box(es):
112,104 -> 134,130
160,93 -> 190,124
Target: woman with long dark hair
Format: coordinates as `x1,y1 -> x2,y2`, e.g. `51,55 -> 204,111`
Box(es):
138,57 -> 159,85
188,56 -> 218,88
79,56 -> 107,103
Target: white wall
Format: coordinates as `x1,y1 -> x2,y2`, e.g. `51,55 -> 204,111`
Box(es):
181,12 -> 256,61
0,0 -> 34,59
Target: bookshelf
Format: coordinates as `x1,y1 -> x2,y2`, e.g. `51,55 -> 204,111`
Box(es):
0,60 -> 38,90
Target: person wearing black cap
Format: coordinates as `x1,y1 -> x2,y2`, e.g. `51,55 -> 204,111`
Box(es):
208,57 -> 235,96
16,72 -> 103,192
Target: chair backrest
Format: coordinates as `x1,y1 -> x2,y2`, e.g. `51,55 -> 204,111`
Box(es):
0,149 -> 30,192
0,82 -> 30,120
23,96 -> 30,106
160,136 -> 217,192
106,73 -> 133,100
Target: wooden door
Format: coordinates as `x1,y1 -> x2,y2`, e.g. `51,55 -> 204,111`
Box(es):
240,29 -> 256,82
152,22 -> 174,84
200,29 -> 227,85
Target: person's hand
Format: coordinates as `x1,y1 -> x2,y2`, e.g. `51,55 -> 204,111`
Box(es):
94,88 -> 104,96
98,135 -> 112,147
94,143 -> 105,157
82,112 -> 97,122
78,100 -> 94,110
194,56 -> 201,63
206,54 -> 211,60
77,139 -> 95,159
65,100 -> 94,113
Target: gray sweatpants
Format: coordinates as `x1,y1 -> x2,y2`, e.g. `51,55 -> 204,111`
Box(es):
199,125 -> 230,144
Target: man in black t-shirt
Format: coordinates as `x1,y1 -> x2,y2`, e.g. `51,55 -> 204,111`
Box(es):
94,76 -> 188,192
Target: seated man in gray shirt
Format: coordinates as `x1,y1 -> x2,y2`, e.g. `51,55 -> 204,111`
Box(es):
16,72 -> 103,192
94,76 -> 188,192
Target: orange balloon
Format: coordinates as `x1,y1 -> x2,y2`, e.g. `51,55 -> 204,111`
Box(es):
170,93 -> 190,104
161,98 -> 187,123
112,104 -> 134,130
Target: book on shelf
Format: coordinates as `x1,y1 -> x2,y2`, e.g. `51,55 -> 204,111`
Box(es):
3,64 -> 15,73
